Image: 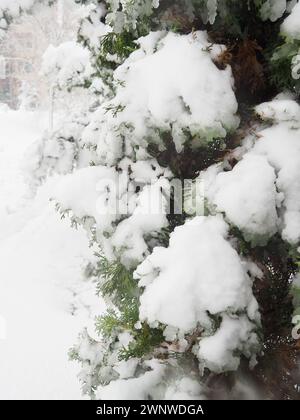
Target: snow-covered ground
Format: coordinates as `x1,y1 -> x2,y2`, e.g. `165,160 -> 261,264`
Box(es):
0,109 -> 102,399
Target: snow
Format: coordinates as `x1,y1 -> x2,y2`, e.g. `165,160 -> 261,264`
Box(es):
206,0 -> 218,24
260,0 -> 287,22
197,315 -> 259,373
92,31 -> 238,159
110,178 -> 170,267
164,377 -> 205,400
98,360 -> 207,400
201,98 -> 300,245
52,159 -> 171,268
248,99 -> 300,243
105,0 -> 159,33
53,165 -> 119,230
134,216 -> 260,372
0,204 -> 97,399
119,31 -> 238,151
0,0 -> 35,16
0,0 -> 36,35
0,110 -> 46,215
135,215 -> 259,337
251,123 -> 300,243
281,1 -> 300,39
42,41 -> 93,89
114,358 -> 139,380
2,0 -> 290,402
79,5 -> 110,53
97,359 -> 165,400
208,154 -> 279,244
256,98 -> 300,122
2,0 -> 298,399
0,109 -> 103,399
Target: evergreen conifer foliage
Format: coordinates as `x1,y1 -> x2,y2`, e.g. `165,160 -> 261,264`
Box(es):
5,0 -> 300,399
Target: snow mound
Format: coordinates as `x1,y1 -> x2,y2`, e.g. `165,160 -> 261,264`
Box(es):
105,0 -> 159,33
85,31 -> 238,163
250,123 -> 300,244
79,5 -> 110,52
97,360 -> 165,400
209,154 -> 279,244
115,30 -> 238,152
203,99 -> 300,245
281,1 -> 300,39
250,99 -> 300,243
256,99 -> 300,123
0,0 -> 34,16
197,314 -> 259,372
0,0 -> 36,35
164,377 -> 206,400
42,41 -> 92,89
260,0 -> 287,22
135,216 -> 260,371
53,165 -> 119,231
0,109 -> 104,399
52,161 -> 171,267
134,215 -> 260,370
98,365 -> 206,400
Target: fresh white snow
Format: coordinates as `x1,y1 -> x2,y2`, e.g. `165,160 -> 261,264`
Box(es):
0,109 -> 102,399
87,30 -> 239,162
52,159 -> 171,268
0,110 -> 44,216
42,41 -> 93,89
281,0 -> 300,39
134,216 -> 260,373
208,154 -> 279,244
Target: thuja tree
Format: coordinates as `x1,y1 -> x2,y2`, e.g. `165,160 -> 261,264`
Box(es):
4,0 -> 300,399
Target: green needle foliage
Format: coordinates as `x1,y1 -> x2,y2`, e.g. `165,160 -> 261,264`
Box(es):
94,254 -> 164,363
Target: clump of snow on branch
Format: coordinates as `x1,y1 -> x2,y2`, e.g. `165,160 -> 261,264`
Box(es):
134,216 -> 260,372
198,314 -> 259,372
52,160 -> 171,268
260,0 -> 287,22
164,377 -> 206,400
105,0 -> 159,33
203,98 -> 300,245
281,0 -> 300,39
0,0 -> 35,17
208,154 -> 280,245
0,0 -> 36,35
87,31 -> 238,160
41,41 -> 93,89
97,359 -> 165,400
78,4 -> 110,53
97,359 -> 206,400
256,98 -> 300,121
253,99 -> 300,244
